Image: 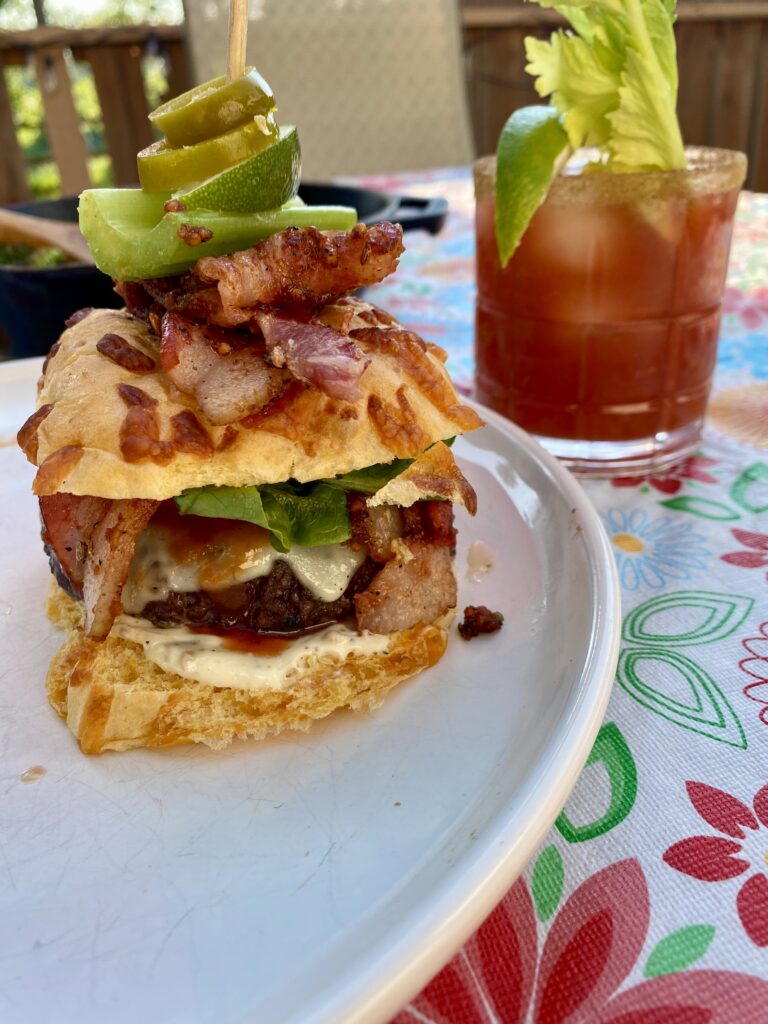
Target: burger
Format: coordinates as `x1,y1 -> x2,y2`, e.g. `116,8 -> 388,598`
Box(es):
17,221 -> 483,754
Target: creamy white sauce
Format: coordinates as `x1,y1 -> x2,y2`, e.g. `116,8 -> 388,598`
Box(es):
122,527 -> 365,613
111,615 -> 390,692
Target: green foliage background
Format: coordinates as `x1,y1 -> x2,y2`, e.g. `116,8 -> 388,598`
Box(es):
0,0 -> 183,197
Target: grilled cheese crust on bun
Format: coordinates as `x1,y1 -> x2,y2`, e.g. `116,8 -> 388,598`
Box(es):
18,223 -> 483,754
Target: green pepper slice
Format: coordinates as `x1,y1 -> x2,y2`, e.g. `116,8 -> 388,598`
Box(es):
149,68 -> 275,147
137,115 -> 278,193
78,188 -> 358,281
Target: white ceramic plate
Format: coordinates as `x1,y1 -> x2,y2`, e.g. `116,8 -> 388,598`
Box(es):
0,358 -> 620,1024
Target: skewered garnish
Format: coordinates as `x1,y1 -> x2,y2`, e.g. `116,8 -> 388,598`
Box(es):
148,67 -> 274,146
137,116 -> 279,192
79,65 -> 355,280
174,126 -> 300,212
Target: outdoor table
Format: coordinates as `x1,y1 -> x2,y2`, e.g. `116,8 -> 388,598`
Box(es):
355,168 -> 768,1022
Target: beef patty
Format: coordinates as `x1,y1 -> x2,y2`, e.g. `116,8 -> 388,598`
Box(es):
140,557 -> 380,634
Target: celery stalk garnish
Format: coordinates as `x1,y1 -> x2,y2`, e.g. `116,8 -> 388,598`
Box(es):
495,0 -> 686,264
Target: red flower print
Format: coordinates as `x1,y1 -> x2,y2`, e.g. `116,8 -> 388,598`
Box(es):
664,782 -> 768,947
721,529 -> 768,576
723,285 -> 768,329
740,621 -> 768,726
613,456 -> 719,495
391,859 -> 768,1024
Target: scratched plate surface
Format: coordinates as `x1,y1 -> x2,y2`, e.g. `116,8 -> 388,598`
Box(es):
0,359 -> 619,1024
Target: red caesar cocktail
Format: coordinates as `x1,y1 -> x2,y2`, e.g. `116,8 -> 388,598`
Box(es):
475,147 -> 747,475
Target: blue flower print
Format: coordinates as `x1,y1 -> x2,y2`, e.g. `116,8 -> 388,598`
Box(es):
601,508 -> 711,591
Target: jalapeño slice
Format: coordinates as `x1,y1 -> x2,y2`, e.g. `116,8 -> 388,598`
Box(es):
149,68 -> 275,147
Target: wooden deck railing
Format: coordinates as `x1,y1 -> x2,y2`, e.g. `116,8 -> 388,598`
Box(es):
3,7 -> 768,203
463,0 -> 768,191
0,24 -> 189,204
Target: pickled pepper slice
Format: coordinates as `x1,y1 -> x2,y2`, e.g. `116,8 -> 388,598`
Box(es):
137,115 -> 278,192
149,68 -> 275,147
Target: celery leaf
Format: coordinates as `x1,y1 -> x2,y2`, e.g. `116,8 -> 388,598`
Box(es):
524,0 -> 685,171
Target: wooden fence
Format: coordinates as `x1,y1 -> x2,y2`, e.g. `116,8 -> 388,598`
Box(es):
0,24 -> 189,204
463,0 -> 768,191
3,6 -> 768,203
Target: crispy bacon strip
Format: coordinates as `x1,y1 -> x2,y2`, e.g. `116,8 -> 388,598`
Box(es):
160,312 -> 289,424
194,222 -> 404,321
82,499 -> 158,638
354,540 -> 456,634
120,225 -> 403,330
40,495 -> 158,638
40,494 -> 111,598
255,312 -> 370,402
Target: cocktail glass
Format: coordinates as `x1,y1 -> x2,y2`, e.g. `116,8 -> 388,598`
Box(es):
474,147 -> 747,476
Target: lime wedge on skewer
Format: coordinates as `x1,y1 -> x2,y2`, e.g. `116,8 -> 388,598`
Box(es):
137,115 -> 278,193
495,106 -> 570,267
173,126 -> 301,213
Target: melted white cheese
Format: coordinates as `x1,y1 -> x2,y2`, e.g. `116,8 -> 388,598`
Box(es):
111,615 -> 390,692
122,526 -> 365,613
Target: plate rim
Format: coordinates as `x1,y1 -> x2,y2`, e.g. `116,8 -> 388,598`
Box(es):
310,401 -> 622,1024
1,364 -> 621,1024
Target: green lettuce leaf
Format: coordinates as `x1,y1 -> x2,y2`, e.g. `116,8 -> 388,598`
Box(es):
322,458 -> 414,494
175,481 -> 351,553
175,443 -> 458,550
322,439 -> 454,493
524,0 -> 685,171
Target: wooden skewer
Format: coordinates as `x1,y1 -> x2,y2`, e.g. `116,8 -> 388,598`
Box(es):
227,0 -> 248,81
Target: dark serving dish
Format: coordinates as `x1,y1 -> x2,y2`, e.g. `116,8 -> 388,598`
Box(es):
0,185 -> 448,359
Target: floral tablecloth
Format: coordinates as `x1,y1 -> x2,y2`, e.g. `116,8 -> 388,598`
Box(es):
359,168 -> 768,1022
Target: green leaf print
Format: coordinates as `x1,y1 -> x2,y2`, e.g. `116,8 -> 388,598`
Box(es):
622,591 -> 754,648
659,496 -> 740,521
644,924 -> 716,977
731,462 -> 768,514
618,648 -> 747,749
556,722 -> 638,843
531,845 -> 564,921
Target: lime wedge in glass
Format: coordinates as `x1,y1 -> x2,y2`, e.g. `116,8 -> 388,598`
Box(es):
173,126 -> 301,213
495,106 -> 570,267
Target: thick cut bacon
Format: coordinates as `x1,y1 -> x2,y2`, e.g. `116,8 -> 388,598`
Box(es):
120,277 -> 237,330
40,494 -> 111,598
255,312 -> 370,402
40,495 -> 158,638
354,540 -> 456,634
160,312 -> 289,424
82,499 -> 159,638
194,223 -> 404,321
119,225 -> 403,330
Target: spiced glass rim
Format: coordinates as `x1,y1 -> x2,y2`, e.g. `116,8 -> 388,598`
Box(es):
474,146 -> 747,205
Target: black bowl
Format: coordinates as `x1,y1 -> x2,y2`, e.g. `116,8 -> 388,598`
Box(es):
1,186 -> 447,359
